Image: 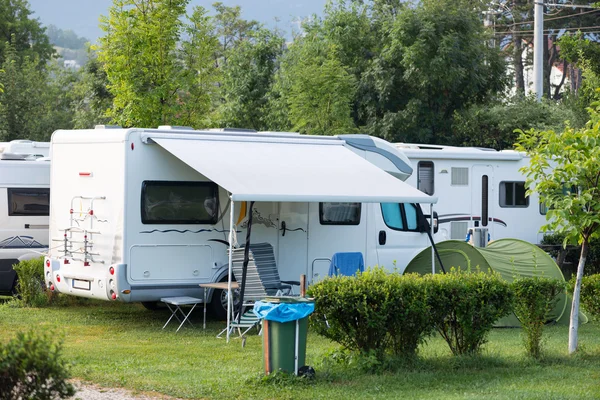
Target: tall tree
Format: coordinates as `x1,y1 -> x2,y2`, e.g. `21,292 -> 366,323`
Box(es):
0,43 -> 74,141
218,27 -> 284,130
369,0 -> 506,143
97,0 -> 220,128
516,105 -> 600,354
71,47 -> 113,129
0,0 -> 54,65
276,37 -> 357,135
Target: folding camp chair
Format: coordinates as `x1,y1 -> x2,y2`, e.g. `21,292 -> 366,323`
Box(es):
246,243 -> 300,295
222,243 -> 299,343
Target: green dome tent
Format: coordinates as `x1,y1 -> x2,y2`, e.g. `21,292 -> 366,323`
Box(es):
404,238 -> 570,326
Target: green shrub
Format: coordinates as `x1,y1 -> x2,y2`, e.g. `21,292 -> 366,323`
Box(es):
308,268 -> 434,359
12,257 -> 49,307
0,330 -> 75,400
428,268 -> 513,356
579,274 -> 600,320
384,273 -> 432,356
308,268 -> 390,358
512,277 -> 565,358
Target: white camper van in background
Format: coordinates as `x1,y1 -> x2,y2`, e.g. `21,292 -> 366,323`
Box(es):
397,143 -> 547,244
45,127 -> 437,317
0,141 -> 50,295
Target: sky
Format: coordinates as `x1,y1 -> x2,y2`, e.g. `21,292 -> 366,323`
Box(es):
28,0 -> 327,43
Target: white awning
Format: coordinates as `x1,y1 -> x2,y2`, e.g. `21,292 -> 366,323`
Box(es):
149,135 -> 437,204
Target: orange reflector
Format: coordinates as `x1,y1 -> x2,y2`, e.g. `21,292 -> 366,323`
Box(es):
121,290 -> 131,294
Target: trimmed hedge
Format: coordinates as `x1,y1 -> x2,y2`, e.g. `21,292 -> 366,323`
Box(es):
428,268 -> 513,356
0,330 -> 75,400
512,277 -> 565,358
307,268 -> 433,358
579,274 -> 600,320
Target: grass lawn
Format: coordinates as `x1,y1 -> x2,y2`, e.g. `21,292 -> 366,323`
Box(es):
1,298 -> 599,400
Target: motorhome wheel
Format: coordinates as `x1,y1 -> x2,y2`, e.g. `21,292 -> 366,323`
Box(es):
209,278 -> 240,321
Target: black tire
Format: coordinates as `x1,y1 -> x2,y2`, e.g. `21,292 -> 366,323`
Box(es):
209,278 -> 239,321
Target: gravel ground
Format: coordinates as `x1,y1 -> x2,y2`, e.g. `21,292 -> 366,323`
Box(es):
71,381 -> 182,400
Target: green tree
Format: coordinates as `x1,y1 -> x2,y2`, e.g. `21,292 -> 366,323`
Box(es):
372,0 -> 506,143
177,7 -> 221,128
212,2 -> 259,66
218,27 -> 284,130
452,96 -> 584,149
72,47 -> 113,129
277,38 -> 357,135
0,0 -> 55,65
97,0 -> 220,128
516,105 -> 600,354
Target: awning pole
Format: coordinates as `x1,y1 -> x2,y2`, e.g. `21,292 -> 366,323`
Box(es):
430,203 -> 435,275
237,201 -> 255,324
226,197 -> 235,343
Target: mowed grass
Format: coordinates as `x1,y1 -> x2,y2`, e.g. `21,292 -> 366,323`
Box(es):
1,299 -> 600,400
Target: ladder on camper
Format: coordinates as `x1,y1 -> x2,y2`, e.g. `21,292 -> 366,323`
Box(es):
52,196 -> 106,265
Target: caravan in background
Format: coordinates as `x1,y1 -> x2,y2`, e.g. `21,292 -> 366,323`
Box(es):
0,141 -> 50,295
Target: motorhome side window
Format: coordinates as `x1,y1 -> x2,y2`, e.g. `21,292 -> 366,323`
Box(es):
380,203 -> 419,231
499,181 -> 529,208
7,188 -> 50,216
141,181 -> 219,224
319,202 -> 361,225
417,161 -> 434,195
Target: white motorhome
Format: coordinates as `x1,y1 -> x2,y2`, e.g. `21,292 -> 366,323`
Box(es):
0,141 -> 50,295
397,143 -> 547,244
45,127 -> 436,317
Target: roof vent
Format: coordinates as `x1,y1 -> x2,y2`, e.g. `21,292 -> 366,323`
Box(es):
157,125 -> 195,130
206,128 -> 257,133
95,125 -> 122,129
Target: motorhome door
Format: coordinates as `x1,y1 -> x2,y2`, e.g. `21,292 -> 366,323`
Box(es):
306,202 -> 367,282
374,202 -> 428,273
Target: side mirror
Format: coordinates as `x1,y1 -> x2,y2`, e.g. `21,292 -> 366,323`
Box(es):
421,211 -> 439,234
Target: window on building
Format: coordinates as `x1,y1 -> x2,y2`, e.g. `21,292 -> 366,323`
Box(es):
7,188 -> 50,216
499,181 -> 529,208
320,202 -> 361,225
141,181 -> 219,224
417,161 -> 434,195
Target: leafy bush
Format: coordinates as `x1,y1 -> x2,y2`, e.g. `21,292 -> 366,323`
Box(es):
578,274 -> 600,320
452,96 -> 583,150
307,268 -> 434,359
428,268 -> 513,356
512,277 -> 565,358
384,273 -> 432,356
12,257 -> 49,307
0,330 -> 75,400
308,268 -> 390,358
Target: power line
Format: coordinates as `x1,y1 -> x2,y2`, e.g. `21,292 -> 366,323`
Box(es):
493,24 -> 600,36
494,7 -> 600,28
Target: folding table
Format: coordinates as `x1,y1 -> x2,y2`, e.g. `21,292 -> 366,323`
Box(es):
160,296 -> 203,332
199,282 -> 239,329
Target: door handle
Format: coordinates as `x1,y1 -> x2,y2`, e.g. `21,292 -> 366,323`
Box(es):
378,230 -> 386,245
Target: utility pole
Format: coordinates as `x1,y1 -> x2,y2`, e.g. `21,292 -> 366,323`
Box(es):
533,1 -> 544,101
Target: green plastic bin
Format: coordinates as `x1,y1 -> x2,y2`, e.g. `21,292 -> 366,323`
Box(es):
260,297 -> 313,375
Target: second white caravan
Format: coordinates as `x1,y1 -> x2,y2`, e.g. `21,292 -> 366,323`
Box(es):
0,141 -> 50,294
45,127 -> 437,317
398,143 -> 547,244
